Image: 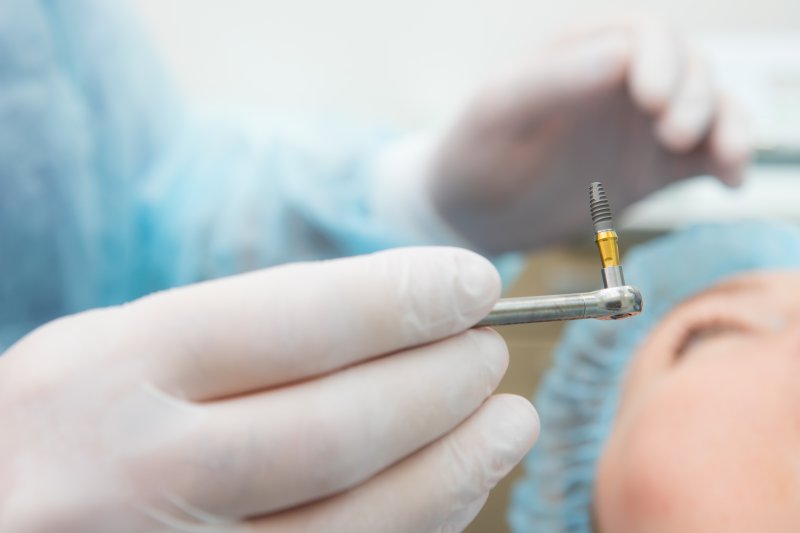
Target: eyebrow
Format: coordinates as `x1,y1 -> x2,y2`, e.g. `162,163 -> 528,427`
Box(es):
681,277 -> 759,305
664,281 -> 757,356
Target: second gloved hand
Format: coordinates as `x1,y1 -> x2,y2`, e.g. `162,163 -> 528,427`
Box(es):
427,16 -> 752,254
0,247 -> 538,532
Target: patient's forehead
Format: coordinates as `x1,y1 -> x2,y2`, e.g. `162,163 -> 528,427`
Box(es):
675,270 -> 800,309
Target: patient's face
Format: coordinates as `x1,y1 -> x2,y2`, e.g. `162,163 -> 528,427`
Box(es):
595,271 -> 800,532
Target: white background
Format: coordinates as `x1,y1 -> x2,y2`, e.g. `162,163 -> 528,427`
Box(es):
133,1 -> 800,229
133,0 -> 800,128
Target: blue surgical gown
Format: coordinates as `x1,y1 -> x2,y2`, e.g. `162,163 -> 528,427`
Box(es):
0,0 -> 466,350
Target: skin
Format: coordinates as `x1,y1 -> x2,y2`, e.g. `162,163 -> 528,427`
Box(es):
595,271 -> 800,532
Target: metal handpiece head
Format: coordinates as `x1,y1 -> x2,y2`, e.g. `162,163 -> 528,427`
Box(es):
596,285 -> 643,320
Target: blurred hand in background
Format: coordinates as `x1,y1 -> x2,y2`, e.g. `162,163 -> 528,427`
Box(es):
429,16 -> 752,253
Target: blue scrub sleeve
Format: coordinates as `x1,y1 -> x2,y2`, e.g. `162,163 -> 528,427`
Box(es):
0,0 -> 521,350
0,0 -> 177,346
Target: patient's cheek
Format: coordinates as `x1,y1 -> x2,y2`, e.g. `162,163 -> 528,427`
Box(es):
594,410 -> 690,533
594,365 -> 800,533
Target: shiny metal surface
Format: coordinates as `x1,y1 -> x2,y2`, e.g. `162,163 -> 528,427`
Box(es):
594,230 -> 620,268
477,285 -> 643,326
601,265 -> 625,288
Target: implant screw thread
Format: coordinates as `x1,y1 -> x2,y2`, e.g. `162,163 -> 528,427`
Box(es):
589,181 -> 622,276
589,182 -> 614,233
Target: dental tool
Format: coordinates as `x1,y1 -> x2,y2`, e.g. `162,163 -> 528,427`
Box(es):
477,181 -> 643,326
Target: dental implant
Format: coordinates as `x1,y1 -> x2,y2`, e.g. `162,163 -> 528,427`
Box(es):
589,181 -> 625,288
474,180 -> 643,326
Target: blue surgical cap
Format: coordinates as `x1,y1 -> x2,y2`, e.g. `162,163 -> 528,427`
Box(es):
509,221 -> 800,532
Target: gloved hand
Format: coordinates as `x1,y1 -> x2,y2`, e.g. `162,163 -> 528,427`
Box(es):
428,16 -> 752,254
0,247 -> 538,532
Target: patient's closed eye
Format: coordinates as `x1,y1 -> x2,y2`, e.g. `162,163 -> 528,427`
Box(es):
674,320 -> 750,357
675,325 -> 743,356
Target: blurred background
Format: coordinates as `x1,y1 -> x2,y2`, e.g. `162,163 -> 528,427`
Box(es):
133,1 -> 799,530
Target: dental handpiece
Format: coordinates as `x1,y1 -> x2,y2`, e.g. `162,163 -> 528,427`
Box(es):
477,181 -> 643,326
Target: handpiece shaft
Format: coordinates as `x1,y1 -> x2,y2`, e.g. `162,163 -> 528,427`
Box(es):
476,285 -> 643,327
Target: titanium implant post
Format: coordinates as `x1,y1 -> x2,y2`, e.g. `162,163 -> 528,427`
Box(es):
589,181 -> 614,232
589,181 -> 625,288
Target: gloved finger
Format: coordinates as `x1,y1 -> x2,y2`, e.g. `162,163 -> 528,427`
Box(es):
542,15 -> 683,110
708,94 -> 753,187
240,394 -> 539,533
170,328 -> 508,518
507,16 -> 686,120
125,247 -> 500,400
655,54 -> 715,153
628,17 -> 684,114
540,14 -> 642,48
500,31 -> 631,119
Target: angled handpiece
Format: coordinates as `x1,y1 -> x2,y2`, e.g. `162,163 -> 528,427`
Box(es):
477,182 -> 643,327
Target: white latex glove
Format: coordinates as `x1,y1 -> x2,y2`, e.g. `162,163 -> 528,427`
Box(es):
0,247 -> 538,532
427,17 -> 752,253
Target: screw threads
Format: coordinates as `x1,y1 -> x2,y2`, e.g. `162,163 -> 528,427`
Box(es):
589,182 -> 614,232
